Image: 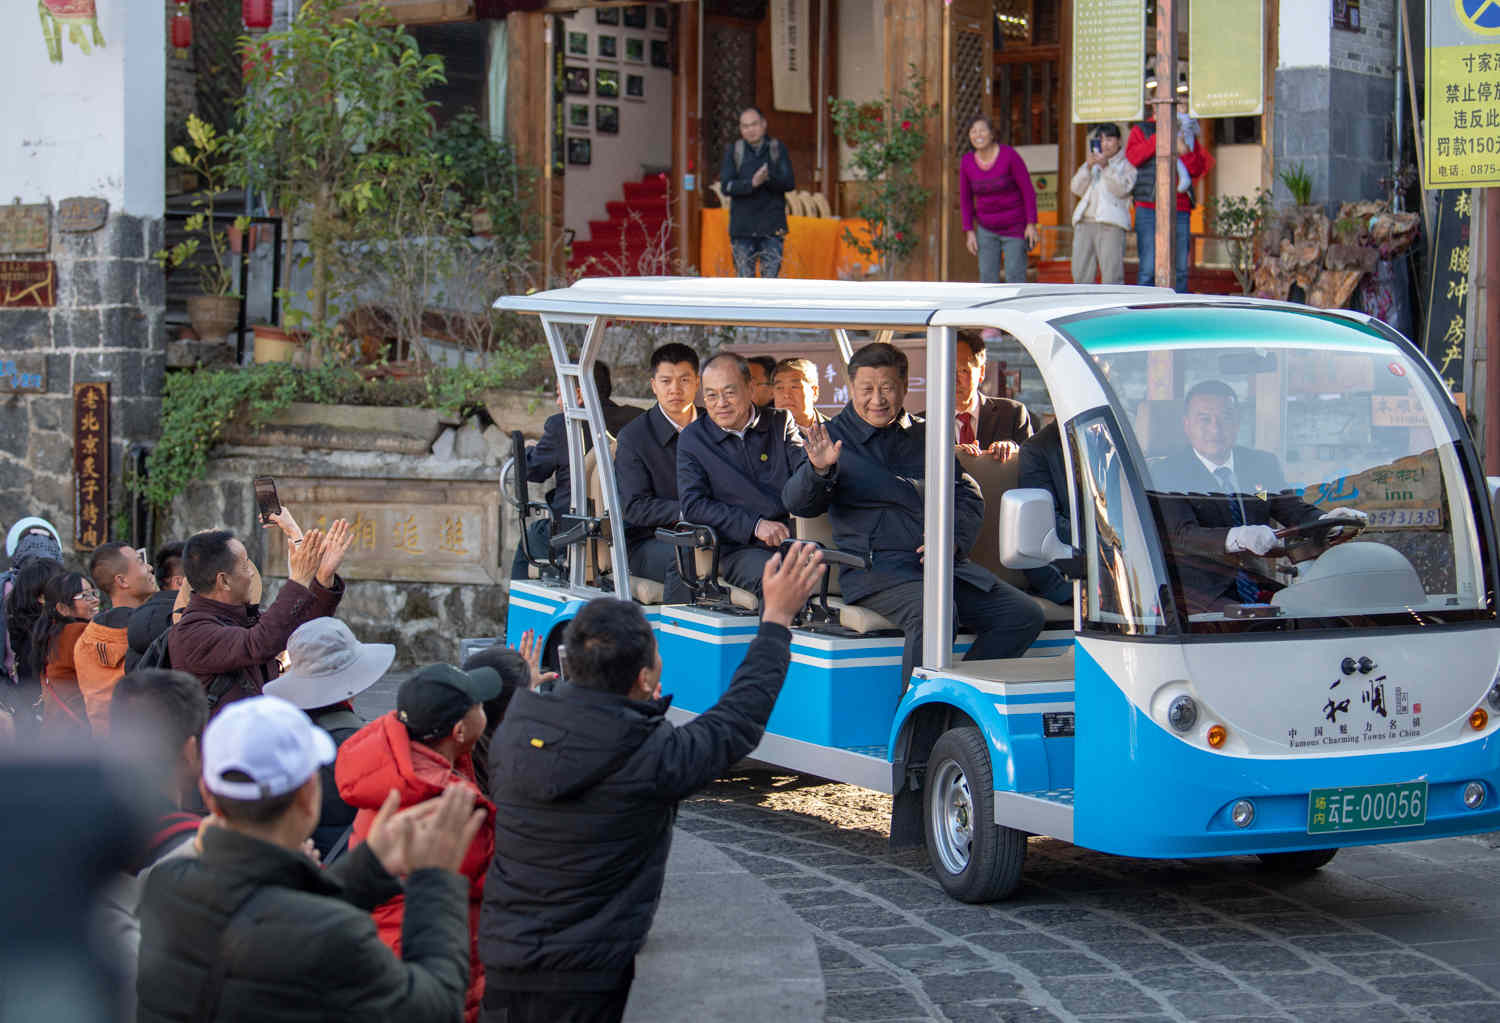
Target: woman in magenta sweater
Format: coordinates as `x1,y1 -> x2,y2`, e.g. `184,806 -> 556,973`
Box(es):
960,116 -> 1039,284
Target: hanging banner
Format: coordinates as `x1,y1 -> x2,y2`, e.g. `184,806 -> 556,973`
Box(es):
1188,0 -> 1264,118
1071,0 -> 1144,124
39,0 -> 105,63
770,0 -> 812,113
1421,189 -> 1473,396
1425,0 -> 1500,189
73,382 -> 109,551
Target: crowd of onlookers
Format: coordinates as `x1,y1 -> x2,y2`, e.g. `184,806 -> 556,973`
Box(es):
1,508 -> 829,1022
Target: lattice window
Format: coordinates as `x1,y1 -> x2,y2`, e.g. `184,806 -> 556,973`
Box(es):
952,27 -> 986,156
192,0 -> 244,137
704,23 -> 757,188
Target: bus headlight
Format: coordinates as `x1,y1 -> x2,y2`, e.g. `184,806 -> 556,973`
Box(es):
1231,800 -> 1255,828
1487,680 -> 1500,711
1464,782 -> 1486,809
1167,695 -> 1198,732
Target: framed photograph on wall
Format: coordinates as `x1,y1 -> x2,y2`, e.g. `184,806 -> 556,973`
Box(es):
569,103 -> 590,129
564,65 -> 591,94
597,34 -> 618,59
653,4 -> 668,29
567,137 -> 592,166
595,67 -> 620,98
595,104 -> 620,134
625,74 -> 645,101
624,37 -> 645,63
567,31 -> 588,56
595,6 -> 618,24
649,38 -> 670,68
623,4 -> 647,28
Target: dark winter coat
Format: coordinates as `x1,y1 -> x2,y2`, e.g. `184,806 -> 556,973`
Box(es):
478,622 -> 793,992
719,136 -> 795,238
136,825 -> 469,1022
126,589 -> 180,672
169,578 -> 343,709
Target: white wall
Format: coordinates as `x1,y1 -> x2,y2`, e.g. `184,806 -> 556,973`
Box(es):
835,0 -> 884,179
1278,2 -> 1330,68
560,9 -> 673,238
1,2 -> 164,216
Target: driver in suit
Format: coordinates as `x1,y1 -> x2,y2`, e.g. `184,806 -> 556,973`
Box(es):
1149,379 -> 1365,612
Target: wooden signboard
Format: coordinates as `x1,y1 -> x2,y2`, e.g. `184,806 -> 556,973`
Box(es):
0,261 -> 56,307
263,478 -> 504,585
58,197 -> 108,233
1371,395 -> 1426,428
0,203 -> 50,253
73,382 -> 109,551
0,354 -> 47,394
1422,189 -> 1473,393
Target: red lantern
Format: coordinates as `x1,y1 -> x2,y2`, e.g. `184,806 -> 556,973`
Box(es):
243,0 -> 272,33
170,2 -> 192,58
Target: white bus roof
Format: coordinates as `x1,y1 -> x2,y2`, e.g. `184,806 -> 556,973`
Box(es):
496,277 -> 1194,330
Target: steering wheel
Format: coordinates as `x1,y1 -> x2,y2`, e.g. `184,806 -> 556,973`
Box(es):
1272,517 -> 1366,563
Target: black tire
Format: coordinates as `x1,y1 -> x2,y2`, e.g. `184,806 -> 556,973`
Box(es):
1257,848 -> 1338,873
923,726 -> 1027,903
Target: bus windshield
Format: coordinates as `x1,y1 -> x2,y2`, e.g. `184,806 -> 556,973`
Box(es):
1063,306 -> 1492,634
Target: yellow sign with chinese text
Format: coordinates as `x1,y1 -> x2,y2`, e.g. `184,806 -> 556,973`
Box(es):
1071,0 -> 1144,124
1425,1 -> 1500,188
1188,0 -> 1264,118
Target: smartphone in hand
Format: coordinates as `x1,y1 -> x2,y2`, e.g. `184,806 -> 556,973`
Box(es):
253,475 -> 282,525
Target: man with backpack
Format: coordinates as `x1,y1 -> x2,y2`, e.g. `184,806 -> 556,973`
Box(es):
719,106 -> 795,278
170,523 -> 351,712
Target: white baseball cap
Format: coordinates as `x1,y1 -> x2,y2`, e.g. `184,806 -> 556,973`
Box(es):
201,695 -> 336,801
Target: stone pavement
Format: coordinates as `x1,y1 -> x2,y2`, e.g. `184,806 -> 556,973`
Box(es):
679,777 -> 1500,1023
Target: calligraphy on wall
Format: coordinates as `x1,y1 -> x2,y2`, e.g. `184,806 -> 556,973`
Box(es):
263,478 -> 504,585
73,382 -> 109,551
1421,189 -> 1472,396
0,204 -> 50,254
0,262 -> 57,307
58,197 -> 108,233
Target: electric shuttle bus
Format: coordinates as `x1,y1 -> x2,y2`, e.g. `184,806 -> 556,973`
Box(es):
496,278 -> 1500,903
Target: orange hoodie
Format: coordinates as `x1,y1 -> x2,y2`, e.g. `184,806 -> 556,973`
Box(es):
75,618 -> 131,736
334,711 -> 495,1023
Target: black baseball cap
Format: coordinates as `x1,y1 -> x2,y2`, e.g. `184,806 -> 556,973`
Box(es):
397,663 -> 503,744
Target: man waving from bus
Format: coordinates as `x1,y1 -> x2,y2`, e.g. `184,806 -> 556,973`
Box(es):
783,342 -> 1044,684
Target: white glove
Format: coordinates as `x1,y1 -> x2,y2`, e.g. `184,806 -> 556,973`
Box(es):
1225,524 -> 1279,556
1319,507 -> 1368,524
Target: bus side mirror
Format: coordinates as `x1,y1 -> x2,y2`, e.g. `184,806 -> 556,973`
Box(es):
999,489 -> 1077,570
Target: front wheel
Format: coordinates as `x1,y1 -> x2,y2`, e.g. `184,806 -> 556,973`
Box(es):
1257,848 -> 1338,873
923,726 -> 1026,903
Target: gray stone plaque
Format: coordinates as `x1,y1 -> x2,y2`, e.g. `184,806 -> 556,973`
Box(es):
58,197 -> 108,233
0,202 -> 50,254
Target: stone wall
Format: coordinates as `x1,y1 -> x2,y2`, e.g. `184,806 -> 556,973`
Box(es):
0,214 -> 166,540
1329,0 -> 1397,79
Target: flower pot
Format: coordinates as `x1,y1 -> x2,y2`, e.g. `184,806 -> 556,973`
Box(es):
186,294 -> 240,341
252,323 -> 302,364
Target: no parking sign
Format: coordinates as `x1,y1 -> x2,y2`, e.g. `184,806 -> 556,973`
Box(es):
1426,0 -> 1500,187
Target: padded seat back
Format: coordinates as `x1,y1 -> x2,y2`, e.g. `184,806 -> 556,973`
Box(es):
957,452 -> 1026,590
1135,399 -> 1187,458
792,513 -> 840,596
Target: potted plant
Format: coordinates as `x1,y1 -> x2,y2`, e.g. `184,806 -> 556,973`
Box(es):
154,114 -> 250,343
1204,189 -> 1271,296
229,0 -> 445,347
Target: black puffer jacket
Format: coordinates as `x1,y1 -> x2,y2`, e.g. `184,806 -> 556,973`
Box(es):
137,826 -> 469,1022
126,589 -> 179,672
479,622 -> 792,991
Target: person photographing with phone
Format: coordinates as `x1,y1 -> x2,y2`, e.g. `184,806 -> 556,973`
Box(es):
1069,123 -> 1136,285
170,480 -> 354,713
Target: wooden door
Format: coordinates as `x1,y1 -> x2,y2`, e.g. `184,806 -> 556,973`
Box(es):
943,0 -> 993,281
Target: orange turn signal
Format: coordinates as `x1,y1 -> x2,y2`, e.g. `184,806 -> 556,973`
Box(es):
1207,724 -> 1227,748
1470,708 -> 1489,731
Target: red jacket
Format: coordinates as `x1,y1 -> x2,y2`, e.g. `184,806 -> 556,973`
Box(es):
335,712 -> 495,1022
1125,119 -> 1214,213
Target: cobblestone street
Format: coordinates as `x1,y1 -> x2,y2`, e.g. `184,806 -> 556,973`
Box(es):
681,773 -> 1500,1023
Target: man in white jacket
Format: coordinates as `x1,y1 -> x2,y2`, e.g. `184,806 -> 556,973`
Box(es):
1069,124 -> 1137,285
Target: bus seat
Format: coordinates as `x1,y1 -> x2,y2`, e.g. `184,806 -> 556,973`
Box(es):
958,452 -> 1026,589
791,513 -> 901,633
632,578 -> 665,603
1135,398 -> 1187,458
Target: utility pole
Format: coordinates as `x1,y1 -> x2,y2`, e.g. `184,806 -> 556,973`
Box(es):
1153,0 -> 1179,291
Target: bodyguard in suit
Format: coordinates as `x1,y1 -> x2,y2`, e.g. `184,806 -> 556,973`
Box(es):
510,362 -> 642,579
1017,420 -> 1073,605
956,332 -> 1033,458
678,352 -> 807,597
1149,379 -> 1365,612
784,342 -> 1045,684
614,343 -> 701,603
